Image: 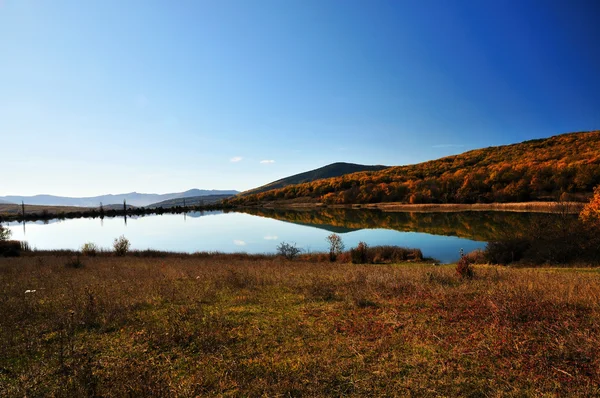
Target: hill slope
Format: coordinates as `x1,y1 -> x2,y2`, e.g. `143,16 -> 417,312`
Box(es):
146,194 -> 234,209
1,189 -> 239,208
241,162 -> 389,196
228,131 -> 600,205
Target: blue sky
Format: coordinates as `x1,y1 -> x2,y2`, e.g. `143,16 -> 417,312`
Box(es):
1,0 -> 599,196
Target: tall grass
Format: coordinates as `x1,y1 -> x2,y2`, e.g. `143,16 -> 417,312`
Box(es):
1,255 -> 600,396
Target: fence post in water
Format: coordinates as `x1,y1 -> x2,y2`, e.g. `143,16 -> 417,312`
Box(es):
21,201 -> 25,219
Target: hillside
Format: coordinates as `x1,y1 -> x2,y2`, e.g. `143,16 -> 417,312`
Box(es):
1,189 -> 239,208
146,194 -> 234,209
228,131 -> 600,205
240,162 -> 389,196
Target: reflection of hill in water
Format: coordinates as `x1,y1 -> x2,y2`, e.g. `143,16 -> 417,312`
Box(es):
237,208 -> 572,242
185,210 -> 224,218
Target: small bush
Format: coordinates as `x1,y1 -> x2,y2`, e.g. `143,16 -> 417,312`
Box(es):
0,224 -> 11,241
463,249 -> 486,264
350,242 -> 369,264
326,233 -> 345,262
20,241 -> 31,252
113,235 -> 131,256
276,242 -> 301,260
65,254 -> 84,268
456,249 -> 474,279
0,240 -> 21,257
485,239 -> 530,265
81,242 -> 99,257
370,245 -> 423,263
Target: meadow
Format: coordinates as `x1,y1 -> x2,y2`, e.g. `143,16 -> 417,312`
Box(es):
1,253 -> 599,397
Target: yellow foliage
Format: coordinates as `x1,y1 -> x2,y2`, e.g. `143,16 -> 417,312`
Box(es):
580,185 -> 600,226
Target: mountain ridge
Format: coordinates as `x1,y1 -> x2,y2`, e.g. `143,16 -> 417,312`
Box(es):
240,162 -> 389,196
1,189 -> 239,208
146,194 -> 234,209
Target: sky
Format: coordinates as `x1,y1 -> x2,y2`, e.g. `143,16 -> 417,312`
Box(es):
1,0 -> 600,197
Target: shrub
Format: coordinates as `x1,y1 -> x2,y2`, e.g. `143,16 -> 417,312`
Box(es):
456,249 -> 474,279
369,245 -> 423,263
350,242 -> 369,264
0,224 -> 11,241
0,240 -> 21,257
326,233 -> 345,262
113,235 -> 131,256
65,254 -> 85,268
485,239 -> 530,265
276,242 -> 301,260
463,249 -> 486,264
81,242 -> 99,257
580,185 -> 600,228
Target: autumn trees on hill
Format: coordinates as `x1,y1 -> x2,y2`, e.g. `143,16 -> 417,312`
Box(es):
229,131 -> 600,205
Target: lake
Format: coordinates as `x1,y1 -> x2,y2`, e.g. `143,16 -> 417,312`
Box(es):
5,208 -> 563,263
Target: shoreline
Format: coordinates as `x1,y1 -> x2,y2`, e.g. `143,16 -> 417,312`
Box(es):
1,200 -> 585,221
257,201 -> 585,214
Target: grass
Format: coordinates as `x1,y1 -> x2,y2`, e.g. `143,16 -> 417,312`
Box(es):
0,203 -> 89,216
1,254 -> 600,396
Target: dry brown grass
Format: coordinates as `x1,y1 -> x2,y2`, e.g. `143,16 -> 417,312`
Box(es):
0,203 -> 89,216
1,255 -> 599,396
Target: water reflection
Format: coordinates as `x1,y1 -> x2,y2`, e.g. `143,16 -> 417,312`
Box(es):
2,209 -> 562,263
238,207 -> 572,242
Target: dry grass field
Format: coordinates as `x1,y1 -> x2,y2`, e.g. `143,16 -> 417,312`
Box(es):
0,203 -> 90,216
1,254 -> 599,396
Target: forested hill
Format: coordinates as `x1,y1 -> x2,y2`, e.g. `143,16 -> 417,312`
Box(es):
228,131 -> 600,205
241,162 -> 389,196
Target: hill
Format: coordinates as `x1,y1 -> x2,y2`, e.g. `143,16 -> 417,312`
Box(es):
228,131 -> 600,205
146,194 -> 234,209
240,162 -> 389,196
1,189 -> 239,208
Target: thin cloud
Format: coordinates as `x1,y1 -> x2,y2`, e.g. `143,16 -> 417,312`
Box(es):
233,240 -> 246,246
230,156 -> 243,162
264,235 -> 278,240
432,144 -> 465,148
260,160 -> 275,164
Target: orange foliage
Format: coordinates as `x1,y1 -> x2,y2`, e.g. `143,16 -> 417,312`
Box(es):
580,185 -> 600,227
229,131 -> 600,205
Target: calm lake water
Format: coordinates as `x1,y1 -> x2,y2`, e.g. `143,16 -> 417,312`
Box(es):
6,208 -> 559,263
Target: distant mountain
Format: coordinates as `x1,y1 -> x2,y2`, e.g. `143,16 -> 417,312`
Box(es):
146,194 -> 234,209
0,199 -> 13,204
1,189 -> 239,208
229,131 -> 600,205
240,162 -> 389,196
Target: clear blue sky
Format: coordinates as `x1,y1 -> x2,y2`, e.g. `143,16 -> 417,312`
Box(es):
2,0 -> 599,196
